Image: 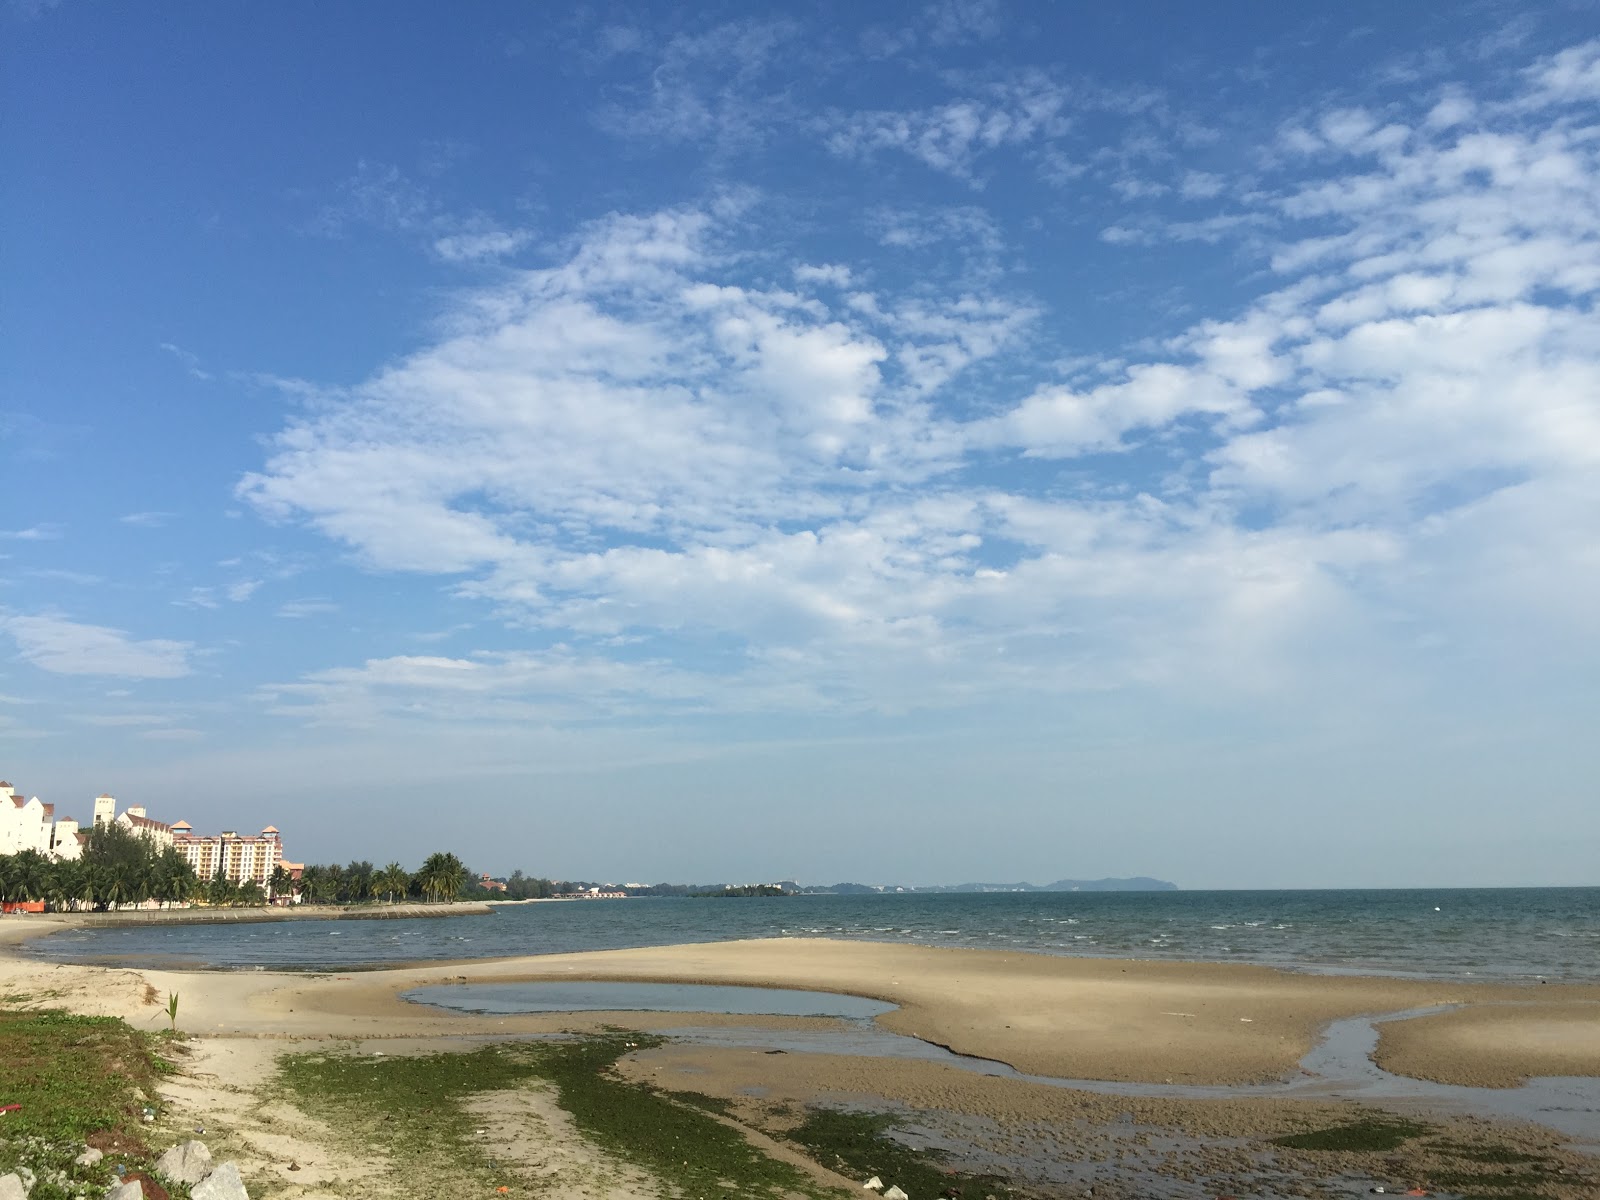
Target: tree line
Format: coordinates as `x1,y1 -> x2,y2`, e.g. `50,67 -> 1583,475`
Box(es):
0,824 -> 209,909
295,852 -> 469,905
0,827 -> 478,910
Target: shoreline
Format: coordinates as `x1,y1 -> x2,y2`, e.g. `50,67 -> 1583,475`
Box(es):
7,900 -> 493,930
4,917 -> 1598,1091
5,925 -> 1596,1200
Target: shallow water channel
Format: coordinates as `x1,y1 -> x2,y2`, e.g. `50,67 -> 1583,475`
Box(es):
402,982 -> 1600,1150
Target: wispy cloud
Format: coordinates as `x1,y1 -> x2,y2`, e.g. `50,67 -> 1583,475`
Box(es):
0,612 -> 193,679
158,341 -> 212,380
276,599 -> 339,619
310,159 -> 532,264
592,18 -> 803,150
1,524 -> 63,541
238,39 -> 1600,732
119,511 -> 175,528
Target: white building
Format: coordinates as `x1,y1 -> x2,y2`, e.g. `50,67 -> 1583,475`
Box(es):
49,817 -> 83,861
1,781 -> 54,856
3,781 -> 287,879
171,824 -> 284,889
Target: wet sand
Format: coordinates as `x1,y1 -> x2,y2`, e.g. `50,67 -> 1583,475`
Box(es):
5,920 -> 1598,1088
6,915 -> 1598,1196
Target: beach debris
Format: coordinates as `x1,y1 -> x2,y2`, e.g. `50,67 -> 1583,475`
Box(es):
191,1161 -> 250,1200
0,1173 -> 27,1200
885,1187 -> 910,1200
157,1139 -> 214,1185
75,1146 -> 104,1167
107,1182 -> 144,1200
863,1177 -> 884,1190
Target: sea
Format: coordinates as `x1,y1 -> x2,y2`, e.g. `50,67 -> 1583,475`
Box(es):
22,887 -> 1600,981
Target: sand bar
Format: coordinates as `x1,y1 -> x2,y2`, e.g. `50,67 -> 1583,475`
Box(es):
5,919 -> 1596,1088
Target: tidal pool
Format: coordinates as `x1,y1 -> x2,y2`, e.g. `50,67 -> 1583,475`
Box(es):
402,980 -> 896,1019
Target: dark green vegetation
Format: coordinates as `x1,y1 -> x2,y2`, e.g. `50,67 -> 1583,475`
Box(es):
0,1007 -> 186,1200
1273,1118 -> 1584,1200
295,851 -> 469,905
0,824 -> 208,910
1272,1114 -> 1430,1152
279,1033 -> 821,1198
1418,1137 -> 1581,1200
791,1108 -> 1015,1200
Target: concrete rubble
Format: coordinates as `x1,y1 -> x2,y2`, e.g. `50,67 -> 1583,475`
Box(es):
156,1139 -> 213,1185
190,1160 -> 250,1200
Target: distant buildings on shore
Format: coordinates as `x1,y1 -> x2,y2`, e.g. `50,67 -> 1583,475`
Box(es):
2,779 -> 297,890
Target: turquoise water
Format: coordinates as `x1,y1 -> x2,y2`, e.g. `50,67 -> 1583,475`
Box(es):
24,887 -> 1600,980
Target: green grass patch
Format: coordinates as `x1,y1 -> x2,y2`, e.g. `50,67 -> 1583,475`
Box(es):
789,1108 -> 1015,1200
1271,1115 -> 1429,1152
1428,1142 -> 1545,1165
279,1034 -> 824,1199
0,1007 -> 184,1200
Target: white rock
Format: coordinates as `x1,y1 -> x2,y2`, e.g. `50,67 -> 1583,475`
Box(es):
192,1161 -> 250,1200
0,1173 -> 26,1200
75,1147 -> 105,1167
885,1188 -> 910,1200
107,1182 -> 144,1200
864,1178 -> 884,1191
156,1140 -> 213,1185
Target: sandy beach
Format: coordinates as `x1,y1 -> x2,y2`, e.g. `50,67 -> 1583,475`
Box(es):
4,913 -> 1598,1198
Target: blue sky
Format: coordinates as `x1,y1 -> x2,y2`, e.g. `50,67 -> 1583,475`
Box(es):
3,1 -> 1598,887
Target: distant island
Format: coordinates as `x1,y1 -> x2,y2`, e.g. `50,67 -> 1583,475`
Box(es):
470,873 -> 1178,899
812,877 -> 1178,894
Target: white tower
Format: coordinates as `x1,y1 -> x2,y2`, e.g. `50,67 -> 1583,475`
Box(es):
93,793 -> 117,827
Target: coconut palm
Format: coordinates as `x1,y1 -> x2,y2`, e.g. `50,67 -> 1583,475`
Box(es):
377,862 -> 410,903
416,852 -> 467,903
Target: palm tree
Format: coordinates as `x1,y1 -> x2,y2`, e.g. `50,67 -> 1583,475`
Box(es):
422,857 -> 467,902
268,864 -> 291,903
299,864 -> 328,904
377,862 -> 410,904
417,852 -> 468,903
345,861 -> 375,905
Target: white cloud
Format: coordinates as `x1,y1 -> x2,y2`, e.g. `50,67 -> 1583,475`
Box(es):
824,76 -> 1072,181
1,525 -> 62,541
158,341 -> 212,380
432,228 -> 533,263
311,159 -> 529,266
0,612 -> 193,678
242,42 -> 1600,730
593,18 -> 801,148
119,511 -> 175,528
276,599 -> 339,619
1521,38 -> 1600,106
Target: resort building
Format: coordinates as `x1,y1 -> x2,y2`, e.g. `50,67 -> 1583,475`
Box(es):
171,824 -> 285,890
50,817 -> 83,861
1,782 -> 54,857
1,780 -> 291,887
116,805 -> 175,851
